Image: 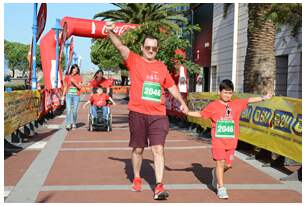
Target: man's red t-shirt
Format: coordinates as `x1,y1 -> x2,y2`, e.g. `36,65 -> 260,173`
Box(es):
200,98 -> 249,150
124,51 -> 175,115
64,75 -> 83,96
89,78 -> 112,88
90,93 -> 110,107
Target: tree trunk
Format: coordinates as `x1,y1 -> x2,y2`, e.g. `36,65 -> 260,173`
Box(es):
244,4 -> 276,94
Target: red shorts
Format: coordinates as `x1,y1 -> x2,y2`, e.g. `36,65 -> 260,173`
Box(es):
211,148 -> 235,167
128,111 -> 169,147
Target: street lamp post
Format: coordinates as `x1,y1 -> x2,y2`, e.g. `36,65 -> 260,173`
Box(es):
31,3 -> 38,90
64,39 -> 71,74
52,18 -> 62,88
73,52 -> 78,65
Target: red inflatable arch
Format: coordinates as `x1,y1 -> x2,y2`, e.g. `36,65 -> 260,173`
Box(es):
40,16 -> 138,89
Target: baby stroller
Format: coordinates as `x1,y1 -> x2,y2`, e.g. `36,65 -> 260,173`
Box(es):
88,88 -> 113,132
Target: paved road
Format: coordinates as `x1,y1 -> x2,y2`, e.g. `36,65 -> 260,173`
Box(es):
4,97 -> 302,203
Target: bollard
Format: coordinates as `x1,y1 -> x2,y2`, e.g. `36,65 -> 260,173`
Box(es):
34,120 -> 39,128
11,132 -> 20,143
23,125 -> 31,136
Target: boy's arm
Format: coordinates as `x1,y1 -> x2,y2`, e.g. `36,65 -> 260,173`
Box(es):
105,22 -> 130,60
248,93 -> 273,103
109,97 -> 116,106
187,111 -> 202,118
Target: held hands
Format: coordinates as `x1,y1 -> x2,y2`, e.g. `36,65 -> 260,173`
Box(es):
180,104 -> 189,115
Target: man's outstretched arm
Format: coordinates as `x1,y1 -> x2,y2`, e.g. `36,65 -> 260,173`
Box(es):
167,85 -> 189,114
105,22 -> 130,60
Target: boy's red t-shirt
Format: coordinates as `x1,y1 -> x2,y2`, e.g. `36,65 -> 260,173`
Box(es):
124,51 -> 175,115
90,93 -> 109,107
200,98 -> 249,149
64,75 -> 83,96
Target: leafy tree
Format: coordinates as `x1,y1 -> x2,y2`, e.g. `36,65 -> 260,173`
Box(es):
94,3 -> 188,33
91,3 -> 201,75
4,40 -> 41,78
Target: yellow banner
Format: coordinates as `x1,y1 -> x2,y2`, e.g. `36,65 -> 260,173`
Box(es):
187,92 -> 302,163
4,90 -> 41,137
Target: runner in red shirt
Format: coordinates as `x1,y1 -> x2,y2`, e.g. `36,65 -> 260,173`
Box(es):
188,79 -> 273,199
88,70 -> 113,95
106,22 -> 189,200
83,87 -> 116,120
62,64 -> 83,130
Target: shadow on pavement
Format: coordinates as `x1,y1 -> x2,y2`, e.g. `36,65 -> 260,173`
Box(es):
4,129 -> 60,160
166,163 -> 216,192
108,156 -> 156,190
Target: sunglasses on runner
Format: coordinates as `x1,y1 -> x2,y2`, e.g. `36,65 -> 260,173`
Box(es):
144,46 -> 158,52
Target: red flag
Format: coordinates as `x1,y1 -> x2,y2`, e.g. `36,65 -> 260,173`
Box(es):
36,3 -> 47,42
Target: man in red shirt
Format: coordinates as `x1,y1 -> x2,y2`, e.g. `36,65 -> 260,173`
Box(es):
106,22 -> 189,200
83,87 -> 116,120
188,79 -> 272,199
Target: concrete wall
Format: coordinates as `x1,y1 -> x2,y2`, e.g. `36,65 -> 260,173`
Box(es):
211,3 -> 234,91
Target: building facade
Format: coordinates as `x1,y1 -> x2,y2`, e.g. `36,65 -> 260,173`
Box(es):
192,3 -> 302,98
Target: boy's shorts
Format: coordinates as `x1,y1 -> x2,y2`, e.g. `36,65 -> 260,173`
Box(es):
211,148 -> 235,167
128,111 -> 169,148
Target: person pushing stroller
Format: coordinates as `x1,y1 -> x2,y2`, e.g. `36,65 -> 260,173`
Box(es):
83,86 -> 116,125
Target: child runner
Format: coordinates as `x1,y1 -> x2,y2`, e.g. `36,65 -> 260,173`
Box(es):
83,86 -> 116,121
187,79 -> 272,199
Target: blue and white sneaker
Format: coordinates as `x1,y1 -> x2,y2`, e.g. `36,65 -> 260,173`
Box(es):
217,187 -> 229,199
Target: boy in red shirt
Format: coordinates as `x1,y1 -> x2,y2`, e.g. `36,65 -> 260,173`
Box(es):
83,87 -> 116,120
188,79 -> 272,199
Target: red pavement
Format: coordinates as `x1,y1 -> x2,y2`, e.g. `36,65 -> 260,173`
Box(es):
4,97 -> 302,203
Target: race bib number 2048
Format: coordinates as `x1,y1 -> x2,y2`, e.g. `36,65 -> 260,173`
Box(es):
215,120 -> 235,138
141,81 -> 162,102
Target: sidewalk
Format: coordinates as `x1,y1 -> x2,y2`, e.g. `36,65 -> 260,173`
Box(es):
4,97 -> 302,203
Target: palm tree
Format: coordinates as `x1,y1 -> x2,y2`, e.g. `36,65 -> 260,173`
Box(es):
94,3 -> 188,33
243,4 -> 276,94
243,3 -> 301,94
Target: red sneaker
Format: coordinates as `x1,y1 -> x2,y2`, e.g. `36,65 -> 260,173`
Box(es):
131,177 -> 142,192
153,183 -> 169,200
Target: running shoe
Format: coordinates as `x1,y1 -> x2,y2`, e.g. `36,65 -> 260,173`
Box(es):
211,168 -> 217,190
65,125 -> 71,131
153,183 -> 169,200
131,177 -> 142,192
72,124 -> 77,129
217,186 -> 229,199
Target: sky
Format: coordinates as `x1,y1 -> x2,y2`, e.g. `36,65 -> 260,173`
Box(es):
4,3 -> 118,73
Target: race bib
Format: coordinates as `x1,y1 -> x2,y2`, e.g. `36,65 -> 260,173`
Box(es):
141,81 -> 162,102
68,87 -> 78,95
215,120 -> 235,138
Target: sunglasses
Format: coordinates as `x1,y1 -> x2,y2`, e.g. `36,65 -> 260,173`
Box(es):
226,105 -> 231,117
144,46 -> 158,52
